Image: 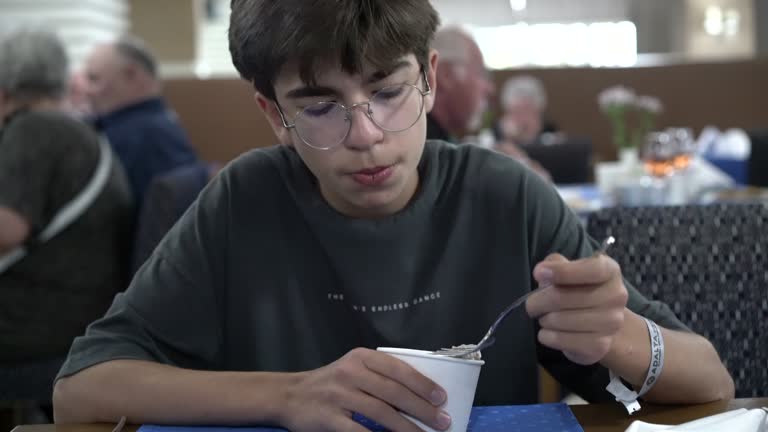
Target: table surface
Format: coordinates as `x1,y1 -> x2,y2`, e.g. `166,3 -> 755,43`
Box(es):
11,398 -> 768,432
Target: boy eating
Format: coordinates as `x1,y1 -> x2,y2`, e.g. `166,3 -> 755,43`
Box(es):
54,1 -> 733,431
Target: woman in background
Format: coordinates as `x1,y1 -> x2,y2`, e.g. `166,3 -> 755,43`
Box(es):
0,29 -> 134,363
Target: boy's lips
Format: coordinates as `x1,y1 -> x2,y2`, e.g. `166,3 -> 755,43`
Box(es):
355,166 -> 389,175
349,165 -> 395,186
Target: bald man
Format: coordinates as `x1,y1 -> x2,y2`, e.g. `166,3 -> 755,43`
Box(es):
426,26 -> 494,142
427,28 -> 551,180
84,35 -> 197,207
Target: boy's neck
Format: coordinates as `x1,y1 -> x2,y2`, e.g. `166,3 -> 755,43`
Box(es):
320,170 -> 420,219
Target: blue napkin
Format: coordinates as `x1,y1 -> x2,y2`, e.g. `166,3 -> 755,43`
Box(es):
138,402 -> 583,432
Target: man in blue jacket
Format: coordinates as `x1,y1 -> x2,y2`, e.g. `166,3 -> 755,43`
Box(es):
84,34 -> 198,207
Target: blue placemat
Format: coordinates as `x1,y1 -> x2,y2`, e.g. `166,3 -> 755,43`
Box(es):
138,402 -> 583,432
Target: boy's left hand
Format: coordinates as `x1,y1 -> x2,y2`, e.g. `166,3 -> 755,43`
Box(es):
525,253 -> 629,365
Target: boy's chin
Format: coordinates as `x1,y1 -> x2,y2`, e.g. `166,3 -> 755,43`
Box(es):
344,189 -> 407,216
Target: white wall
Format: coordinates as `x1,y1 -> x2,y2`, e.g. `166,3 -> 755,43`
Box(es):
0,0 -> 129,71
432,0 -> 756,66
432,0 -> 630,27
684,0 -> 756,60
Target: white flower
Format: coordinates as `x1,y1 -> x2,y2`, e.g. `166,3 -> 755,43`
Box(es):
635,95 -> 663,114
598,85 -> 636,110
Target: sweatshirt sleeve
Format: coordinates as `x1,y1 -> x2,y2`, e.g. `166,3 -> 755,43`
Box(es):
521,167 -> 689,402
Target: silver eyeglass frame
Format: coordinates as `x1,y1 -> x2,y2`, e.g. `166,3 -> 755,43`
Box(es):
274,69 -> 432,150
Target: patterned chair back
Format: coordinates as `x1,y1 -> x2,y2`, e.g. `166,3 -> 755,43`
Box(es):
586,203 -> 768,397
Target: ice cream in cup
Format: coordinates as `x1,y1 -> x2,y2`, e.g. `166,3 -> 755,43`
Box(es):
376,347 -> 484,432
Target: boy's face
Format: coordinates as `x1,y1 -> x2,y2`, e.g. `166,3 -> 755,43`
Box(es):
258,52 -> 438,218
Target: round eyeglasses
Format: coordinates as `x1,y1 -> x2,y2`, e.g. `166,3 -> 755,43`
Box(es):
276,71 -> 432,150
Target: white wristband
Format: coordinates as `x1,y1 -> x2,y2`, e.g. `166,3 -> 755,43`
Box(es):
606,318 -> 665,415
639,318 -> 665,396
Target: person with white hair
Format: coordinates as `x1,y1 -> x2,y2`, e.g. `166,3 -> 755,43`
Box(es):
426,26 -> 494,142
498,74 -> 555,146
0,29 -> 134,362
490,75 -> 554,180
427,31 -> 551,179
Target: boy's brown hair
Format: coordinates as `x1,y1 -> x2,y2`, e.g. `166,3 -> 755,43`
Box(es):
229,0 -> 440,100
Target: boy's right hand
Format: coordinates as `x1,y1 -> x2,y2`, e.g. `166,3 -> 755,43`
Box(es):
279,348 -> 451,432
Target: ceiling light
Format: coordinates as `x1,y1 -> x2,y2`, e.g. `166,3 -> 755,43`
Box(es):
509,0 -> 527,12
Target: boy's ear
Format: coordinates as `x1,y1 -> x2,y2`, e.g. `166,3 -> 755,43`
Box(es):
424,49 -> 439,113
255,92 -> 293,146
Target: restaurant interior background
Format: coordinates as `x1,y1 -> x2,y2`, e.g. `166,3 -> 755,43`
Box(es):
1,2 -> 767,424
1,0 -> 765,168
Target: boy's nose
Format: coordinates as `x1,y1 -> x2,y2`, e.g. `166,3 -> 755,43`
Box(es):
343,105 -> 384,150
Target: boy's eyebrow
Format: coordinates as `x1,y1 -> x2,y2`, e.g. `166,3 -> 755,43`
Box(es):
366,60 -> 413,84
284,60 -> 414,100
285,85 -> 338,100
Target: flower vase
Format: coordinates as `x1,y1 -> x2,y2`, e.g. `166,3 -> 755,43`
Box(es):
618,147 -> 638,168
618,147 -> 644,179
595,147 -> 644,203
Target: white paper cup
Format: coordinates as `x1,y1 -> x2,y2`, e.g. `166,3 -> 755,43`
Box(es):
376,347 -> 484,432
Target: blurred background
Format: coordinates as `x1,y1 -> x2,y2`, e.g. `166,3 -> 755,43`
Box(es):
1,0 -> 765,166
1,2 -> 767,423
